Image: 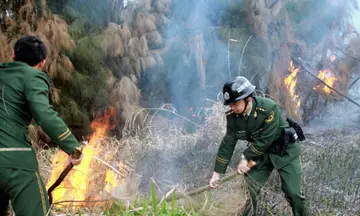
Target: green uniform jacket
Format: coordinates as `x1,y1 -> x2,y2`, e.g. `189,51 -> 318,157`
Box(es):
0,62 -> 80,171
214,96 -> 301,173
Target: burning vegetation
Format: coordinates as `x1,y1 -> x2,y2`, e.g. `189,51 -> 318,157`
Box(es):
38,101 -> 360,215
284,60 -> 301,109
314,69 -> 338,94
1,0 -> 360,215
46,107 -> 130,208
283,57 -> 340,122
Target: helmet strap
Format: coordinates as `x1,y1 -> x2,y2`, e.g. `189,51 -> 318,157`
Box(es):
244,99 -> 249,114
239,98 -> 249,115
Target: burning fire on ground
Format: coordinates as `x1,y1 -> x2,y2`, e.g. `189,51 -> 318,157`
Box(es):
46,107 -> 126,207
313,53 -> 338,94
284,60 -> 301,109
284,58 -> 338,110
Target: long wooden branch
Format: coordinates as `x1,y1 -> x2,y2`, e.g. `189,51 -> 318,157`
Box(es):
293,57 -> 360,108
52,199 -> 111,205
350,77 -> 360,89
166,171 -> 239,202
167,160 -> 256,202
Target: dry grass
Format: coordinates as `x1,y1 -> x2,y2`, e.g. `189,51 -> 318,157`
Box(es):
101,24 -> 125,58
1,0 -> 75,88
37,15 -> 75,81
31,100 -> 252,215
244,0 -> 269,38
136,13 -> 157,34
95,0 -> 173,138
146,30 -> 162,47
117,100 -> 250,216
110,76 -> 144,136
98,0 -> 173,134
154,0 -> 172,13
100,8 -> 166,131
0,32 -> 12,62
27,99 -> 360,215
140,55 -> 157,71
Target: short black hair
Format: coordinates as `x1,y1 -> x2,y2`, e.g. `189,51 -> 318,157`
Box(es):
14,36 -> 47,66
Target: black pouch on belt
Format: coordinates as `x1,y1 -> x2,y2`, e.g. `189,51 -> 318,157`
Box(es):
279,127 -> 297,156
286,117 -> 305,141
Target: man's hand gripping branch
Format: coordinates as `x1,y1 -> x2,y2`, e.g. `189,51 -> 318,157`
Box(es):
209,155 -> 255,189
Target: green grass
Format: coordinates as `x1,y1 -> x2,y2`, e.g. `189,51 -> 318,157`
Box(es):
77,181 -> 197,216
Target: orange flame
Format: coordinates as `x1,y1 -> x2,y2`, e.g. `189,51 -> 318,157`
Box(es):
315,69 -> 337,94
284,60 -> 301,108
46,107 -> 122,206
330,55 -> 336,62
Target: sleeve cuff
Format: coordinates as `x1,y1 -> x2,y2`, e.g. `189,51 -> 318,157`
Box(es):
214,161 -> 228,174
243,150 -> 254,161
58,134 -> 81,155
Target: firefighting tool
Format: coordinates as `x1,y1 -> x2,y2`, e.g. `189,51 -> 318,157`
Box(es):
47,145 -> 84,205
167,160 -> 256,201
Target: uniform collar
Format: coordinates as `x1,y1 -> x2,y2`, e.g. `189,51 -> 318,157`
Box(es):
243,102 -> 253,116
248,97 -> 258,118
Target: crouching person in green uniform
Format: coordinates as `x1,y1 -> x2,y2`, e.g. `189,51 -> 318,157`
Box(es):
209,76 -> 307,216
0,36 -> 84,216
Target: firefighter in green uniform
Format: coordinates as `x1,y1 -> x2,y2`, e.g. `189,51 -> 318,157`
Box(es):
209,76 -> 306,216
0,36 -> 84,216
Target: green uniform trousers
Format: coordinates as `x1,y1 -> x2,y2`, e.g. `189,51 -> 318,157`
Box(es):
243,155 -> 306,216
0,167 -> 50,216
